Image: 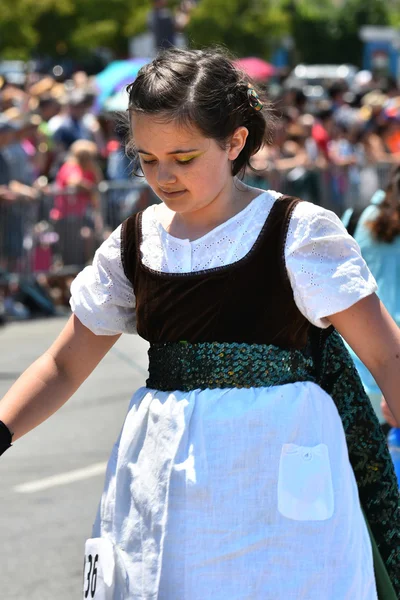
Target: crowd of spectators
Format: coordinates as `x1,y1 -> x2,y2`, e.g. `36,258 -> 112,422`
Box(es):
245,72 -> 400,213
0,62 -> 400,321
0,71 -> 150,222
0,70 -> 156,320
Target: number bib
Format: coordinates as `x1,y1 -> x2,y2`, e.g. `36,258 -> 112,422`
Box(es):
83,538 -> 116,599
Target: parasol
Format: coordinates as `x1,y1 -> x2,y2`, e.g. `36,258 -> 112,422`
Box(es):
233,57 -> 277,81
94,58 -> 149,111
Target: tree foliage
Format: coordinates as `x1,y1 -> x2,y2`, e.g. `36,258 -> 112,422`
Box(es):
0,0 -> 138,60
186,0 -> 289,59
0,0 -> 399,65
290,0 -> 393,66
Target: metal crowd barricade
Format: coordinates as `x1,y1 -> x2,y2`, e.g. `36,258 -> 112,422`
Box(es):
98,178 -> 160,232
259,162 -> 393,214
0,196 -> 41,276
0,164 -> 395,284
0,179 -> 156,280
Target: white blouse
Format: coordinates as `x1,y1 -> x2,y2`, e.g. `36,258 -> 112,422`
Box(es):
70,190 -> 377,335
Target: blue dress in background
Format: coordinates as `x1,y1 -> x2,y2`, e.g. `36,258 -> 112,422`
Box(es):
342,190 -> 400,421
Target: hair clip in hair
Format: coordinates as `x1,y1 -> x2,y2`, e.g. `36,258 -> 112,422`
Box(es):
247,84 -> 264,111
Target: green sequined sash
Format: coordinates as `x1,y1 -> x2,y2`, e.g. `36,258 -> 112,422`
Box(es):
147,331 -> 400,596
147,341 -> 316,391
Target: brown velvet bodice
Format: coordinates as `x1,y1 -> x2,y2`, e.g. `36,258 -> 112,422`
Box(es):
121,195 -> 310,348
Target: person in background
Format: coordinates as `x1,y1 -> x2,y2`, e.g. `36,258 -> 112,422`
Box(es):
105,126 -> 134,229
36,95 -> 61,177
298,114 -> 322,165
0,119 -> 18,271
0,118 -> 36,273
382,116 -> 400,156
147,0 -> 177,50
81,92 -> 107,157
4,115 -> 44,186
328,123 -> 365,213
37,95 -> 61,135
342,166 -> 400,423
312,104 -> 335,160
52,139 -> 103,267
328,80 -> 349,114
0,118 -> 15,193
51,90 -> 94,156
147,0 -> 193,51
277,122 -> 320,204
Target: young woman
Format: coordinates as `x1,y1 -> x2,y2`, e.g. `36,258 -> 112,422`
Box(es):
1,48 -> 400,599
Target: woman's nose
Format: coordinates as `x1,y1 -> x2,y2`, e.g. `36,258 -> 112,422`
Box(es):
156,164 -> 177,185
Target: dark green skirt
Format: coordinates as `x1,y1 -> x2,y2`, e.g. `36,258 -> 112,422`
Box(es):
364,512 -> 397,599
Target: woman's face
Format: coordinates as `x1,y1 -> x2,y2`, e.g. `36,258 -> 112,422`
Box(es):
130,113 -> 244,215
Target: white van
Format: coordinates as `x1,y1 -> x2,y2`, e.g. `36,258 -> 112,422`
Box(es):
285,64 -> 359,104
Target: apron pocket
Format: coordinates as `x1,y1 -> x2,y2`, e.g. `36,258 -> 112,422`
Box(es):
83,537 -> 122,599
277,443 -> 334,521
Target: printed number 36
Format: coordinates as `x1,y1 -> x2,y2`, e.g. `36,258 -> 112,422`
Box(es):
84,553 -> 98,598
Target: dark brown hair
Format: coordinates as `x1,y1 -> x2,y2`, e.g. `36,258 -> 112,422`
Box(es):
126,47 -> 276,177
368,166 -> 400,243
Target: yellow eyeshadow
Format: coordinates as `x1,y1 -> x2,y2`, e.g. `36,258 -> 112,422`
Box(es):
177,153 -> 203,163
138,151 -> 203,162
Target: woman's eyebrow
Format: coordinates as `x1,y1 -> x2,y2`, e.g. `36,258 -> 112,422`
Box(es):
137,148 -> 200,155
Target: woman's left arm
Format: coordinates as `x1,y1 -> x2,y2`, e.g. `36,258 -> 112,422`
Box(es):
328,293 -> 400,423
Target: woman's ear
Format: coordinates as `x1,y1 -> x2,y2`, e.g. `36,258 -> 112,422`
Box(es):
227,127 -> 249,161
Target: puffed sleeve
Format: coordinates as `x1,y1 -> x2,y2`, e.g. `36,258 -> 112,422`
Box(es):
69,225 -> 136,335
285,201 -> 377,328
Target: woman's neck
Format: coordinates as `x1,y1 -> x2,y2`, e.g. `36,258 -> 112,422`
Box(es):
157,179 -> 261,241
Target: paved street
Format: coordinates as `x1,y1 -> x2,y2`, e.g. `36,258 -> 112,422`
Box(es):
0,316 -> 149,599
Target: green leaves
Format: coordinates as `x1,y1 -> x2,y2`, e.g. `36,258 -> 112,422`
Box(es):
0,0 -> 136,59
0,0 -> 399,64
291,0 -> 394,65
186,0 -> 289,59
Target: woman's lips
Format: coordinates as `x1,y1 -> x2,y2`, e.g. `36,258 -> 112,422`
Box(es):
159,189 -> 187,198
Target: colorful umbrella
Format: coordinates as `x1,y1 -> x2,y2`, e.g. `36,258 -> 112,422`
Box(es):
233,57 -> 276,81
103,88 -> 130,112
94,58 -> 149,111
